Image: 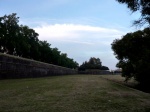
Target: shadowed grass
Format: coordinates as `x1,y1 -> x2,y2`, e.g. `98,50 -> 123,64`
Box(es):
100,75 -> 150,93
0,75 -> 150,112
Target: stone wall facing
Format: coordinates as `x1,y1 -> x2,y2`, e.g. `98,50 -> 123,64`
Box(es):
78,69 -> 110,75
0,53 -> 77,79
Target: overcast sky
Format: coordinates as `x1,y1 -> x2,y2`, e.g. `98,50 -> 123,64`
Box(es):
0,0 -> 141,70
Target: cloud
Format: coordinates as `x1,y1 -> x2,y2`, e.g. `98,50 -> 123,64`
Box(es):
34,24 -> 124,40
34,24 -> 126,69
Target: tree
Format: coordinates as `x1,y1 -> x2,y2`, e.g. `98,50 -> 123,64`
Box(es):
116,0 -> 150,26
111,28 -> 150,86
0,13 -> 79,69
38,40 -> 52,63
16,25 -> 39,58
79,57 -> 109,71
0,14 -> 40,59
101,66 -> 109,70
0,13 -> 20,54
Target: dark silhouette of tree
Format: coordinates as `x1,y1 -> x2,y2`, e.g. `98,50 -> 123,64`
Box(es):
79,57 -> 109,71
15,25 -> 31,58
0,13 -> 20,54
111,28 -> 150,87
116,0 -> 150,26
38,40 -> 52,63
0,13 -> 78,69
101,66 -> 109,70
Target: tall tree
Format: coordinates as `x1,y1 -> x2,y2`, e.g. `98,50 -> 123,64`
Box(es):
0,13 -> 20,54
116,0 -> 150,26
0,13 -> 79,69
39,40 -> 52,63
111,28 -> 150,86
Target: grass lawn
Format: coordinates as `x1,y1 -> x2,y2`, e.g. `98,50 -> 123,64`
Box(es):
100,75 -> 150,93
100,75 -> 138,86
0,75 -> 150,112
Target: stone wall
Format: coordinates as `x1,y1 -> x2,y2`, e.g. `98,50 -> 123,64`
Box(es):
0,53 -> 77,79
78,69 -> 110,75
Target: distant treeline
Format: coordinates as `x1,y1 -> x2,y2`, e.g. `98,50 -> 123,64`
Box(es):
0,13 -> 78,69
78,57 -> 109,71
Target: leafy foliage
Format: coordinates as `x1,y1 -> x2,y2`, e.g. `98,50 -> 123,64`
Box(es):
116,0 -> 150,26
111,28 -> 150,86
0,13 -> 78,69
79,57 -> 109,71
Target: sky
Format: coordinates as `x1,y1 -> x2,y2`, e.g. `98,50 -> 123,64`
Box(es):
0,0 -> 141,70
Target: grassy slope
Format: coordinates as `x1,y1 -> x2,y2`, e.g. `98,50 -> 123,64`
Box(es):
100,75 -> 138,85
0,75 -> 149,112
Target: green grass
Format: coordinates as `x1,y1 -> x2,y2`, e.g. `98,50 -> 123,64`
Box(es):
100,75 -> 138,85
0,75 -> 150,112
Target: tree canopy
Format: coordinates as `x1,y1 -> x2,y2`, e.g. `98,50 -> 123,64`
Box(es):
111,28 -> 150,86
78,57 -> 109,71
116,0 -> 150,26
0,13 -> 78,69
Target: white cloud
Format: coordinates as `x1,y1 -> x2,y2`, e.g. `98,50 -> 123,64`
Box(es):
34,24 -> 124,40
34,24 -> 126,69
